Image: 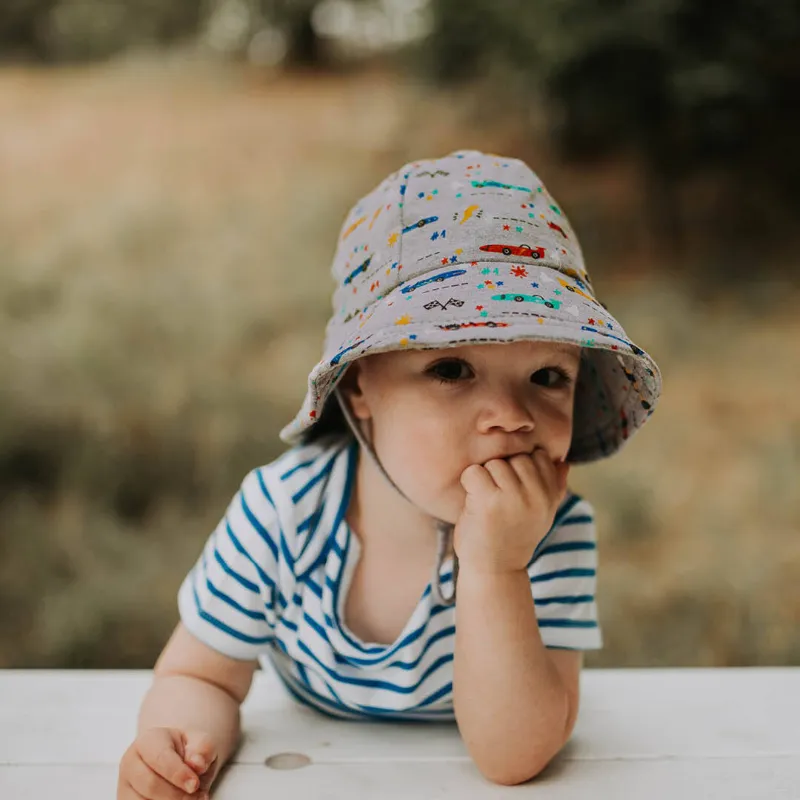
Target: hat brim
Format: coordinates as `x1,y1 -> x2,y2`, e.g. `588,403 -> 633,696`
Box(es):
280,261 -> 661,462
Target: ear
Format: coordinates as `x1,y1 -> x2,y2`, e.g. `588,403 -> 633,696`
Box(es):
336,361 -> 371,421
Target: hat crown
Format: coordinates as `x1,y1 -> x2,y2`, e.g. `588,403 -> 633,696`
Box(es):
280,149 -> 661,460
329,150 -> 594,326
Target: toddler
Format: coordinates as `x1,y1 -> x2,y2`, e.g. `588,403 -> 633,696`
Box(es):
117,149 -> 661,796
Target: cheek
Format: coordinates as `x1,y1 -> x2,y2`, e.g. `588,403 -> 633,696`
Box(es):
539,398 -> 575,446
374,396 -> 467,492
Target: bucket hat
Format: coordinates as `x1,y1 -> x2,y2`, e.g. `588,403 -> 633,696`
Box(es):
279,149 -> 662,603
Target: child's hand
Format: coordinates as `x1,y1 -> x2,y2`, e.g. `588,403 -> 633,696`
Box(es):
118,727 -> 218,799
454,448 -> 570,575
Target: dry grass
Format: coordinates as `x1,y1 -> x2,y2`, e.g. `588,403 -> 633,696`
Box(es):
0,55 -> 797,668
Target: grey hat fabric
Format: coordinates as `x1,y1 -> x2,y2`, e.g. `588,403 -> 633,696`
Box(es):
279,150 -> 661,463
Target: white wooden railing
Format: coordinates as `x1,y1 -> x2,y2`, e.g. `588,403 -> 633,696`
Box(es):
1,666 -> 798,798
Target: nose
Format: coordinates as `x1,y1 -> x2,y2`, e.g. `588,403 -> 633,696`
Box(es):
477,388 -> 536,434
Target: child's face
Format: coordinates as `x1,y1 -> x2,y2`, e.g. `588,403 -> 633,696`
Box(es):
342,340 -> 581,524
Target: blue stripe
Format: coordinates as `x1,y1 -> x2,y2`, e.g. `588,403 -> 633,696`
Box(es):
212,546 -> 259,594
297,533 -> 334,583
414,680 -> 453,709
560,514 -> 593,526
294,440 -> 353,582
280,457 -> 318,481
304,609 -> 455,670
201,552 -> 267,622
291,450 -> 339,504
255,469 -> 275,508
297,509 -> 319,533
303,612 -> 330,643
530,568 -> 596,583
296,660 -> 311,688
297,638 -> 454,694
239,493 -> 279,561
224,521 -> 276,591
330,537 -> 344,559
191,580 -> 272,646
296,502 -> 326,572
528,494 -> 583,566
538,619 -> 598,628
554,494 -> 582,525
276,668 -> 453,721
253,470 -> 297,574
279,531 -> 295,569
535,594 -> 594,606
537,541 -> 596,557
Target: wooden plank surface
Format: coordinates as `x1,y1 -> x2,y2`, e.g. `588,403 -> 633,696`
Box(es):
2,758 -> 799,800
1,667 -> 798,798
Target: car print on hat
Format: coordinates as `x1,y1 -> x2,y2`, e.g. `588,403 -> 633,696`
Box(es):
344,255 -> 373,286
491,292 -> 562,310
402,215 -> 439,234
400,268 -> 467,294
557,278 -> 598,305
480,243 -> 546,259
438,321 -> 509,331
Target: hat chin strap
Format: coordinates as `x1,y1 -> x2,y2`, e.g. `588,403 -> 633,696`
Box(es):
333,387 -> 458,606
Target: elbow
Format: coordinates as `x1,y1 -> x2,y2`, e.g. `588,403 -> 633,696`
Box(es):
472,741 -> 560,787
477,755 -> 552,787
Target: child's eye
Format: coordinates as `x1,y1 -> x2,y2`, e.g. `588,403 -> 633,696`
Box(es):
531,367 -> 573,389
429,359 -> 472,383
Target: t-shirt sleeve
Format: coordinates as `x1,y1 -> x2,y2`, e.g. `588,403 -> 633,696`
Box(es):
527,493 -> 603,650
178,468 -> 281,660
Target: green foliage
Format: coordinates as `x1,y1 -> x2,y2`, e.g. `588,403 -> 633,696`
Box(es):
422,0 -> 800,193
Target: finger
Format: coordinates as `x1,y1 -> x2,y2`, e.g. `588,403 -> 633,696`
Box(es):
460,463 -> 496,495
483,458 -> 521,491
183,730 -> 218,776
128,752 -> 204,800
138,731 -> 203,795
507,452 -> 540,488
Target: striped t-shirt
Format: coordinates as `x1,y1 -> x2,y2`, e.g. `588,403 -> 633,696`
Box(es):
178,434 -> 602,720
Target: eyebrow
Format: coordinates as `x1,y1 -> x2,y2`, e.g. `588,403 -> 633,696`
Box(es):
551,344 -> 582,361
423,344 -> 582,364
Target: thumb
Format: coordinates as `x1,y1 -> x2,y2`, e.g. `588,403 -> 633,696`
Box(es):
182,730 -> 218,776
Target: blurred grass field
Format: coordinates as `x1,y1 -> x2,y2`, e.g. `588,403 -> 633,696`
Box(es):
1,56 -> 798,669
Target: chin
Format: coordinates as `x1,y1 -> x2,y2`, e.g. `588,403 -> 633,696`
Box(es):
422,487 -> 464,527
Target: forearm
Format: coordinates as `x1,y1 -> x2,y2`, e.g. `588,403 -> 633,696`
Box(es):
453,566 -> 572,785
137,674 -> 242,771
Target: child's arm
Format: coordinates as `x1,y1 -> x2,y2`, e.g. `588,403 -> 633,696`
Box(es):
144,622 -> 256,757
452,452 -> 585,785
121,622 -> 258,797
453,567 -> 581,785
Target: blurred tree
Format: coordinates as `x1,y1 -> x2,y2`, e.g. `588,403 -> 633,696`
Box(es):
420,0 -> 800,253
0,0 -> 203,61
0,0 -> 59,60
0,0 -> 386,67
248,0 -> 379,68
263,0 -> 323,66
